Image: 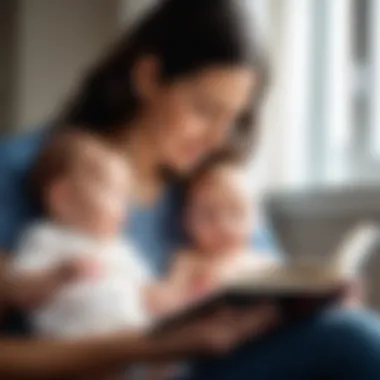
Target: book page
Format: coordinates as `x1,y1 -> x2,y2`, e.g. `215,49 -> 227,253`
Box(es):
332,223 -> 379,276
226,223 -> 379,292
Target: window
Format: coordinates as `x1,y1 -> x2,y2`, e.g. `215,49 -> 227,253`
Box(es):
354,0 -> 380,177
253,0 -> 380,190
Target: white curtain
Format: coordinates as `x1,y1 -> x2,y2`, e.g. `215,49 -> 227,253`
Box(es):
368,0 -> 380,156
251,0 -> 355,192
248,0 -> 316,193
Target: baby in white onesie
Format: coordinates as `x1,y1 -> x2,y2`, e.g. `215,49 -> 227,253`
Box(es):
11,131 -> 153,340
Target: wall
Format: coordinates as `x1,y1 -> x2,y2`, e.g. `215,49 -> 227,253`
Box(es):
0,1 -> 17,131
13,0 -> 120,130
119,0 -> 157,28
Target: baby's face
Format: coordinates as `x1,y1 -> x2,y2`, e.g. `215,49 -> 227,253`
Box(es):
185,166 -> 253,254
51,143 -> 130,238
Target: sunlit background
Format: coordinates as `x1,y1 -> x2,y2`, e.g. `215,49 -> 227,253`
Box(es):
247,0 -> 380,191
2,0 -> 380,193
2,0 -> 380,191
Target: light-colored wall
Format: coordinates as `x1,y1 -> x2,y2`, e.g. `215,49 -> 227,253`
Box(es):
0,1 -> 17,131
119,0 -> 157,28
14,0 -> 120,129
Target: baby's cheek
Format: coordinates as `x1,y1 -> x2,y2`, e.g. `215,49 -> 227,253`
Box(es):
95,193 -> 125,221
194,224 -> 216,245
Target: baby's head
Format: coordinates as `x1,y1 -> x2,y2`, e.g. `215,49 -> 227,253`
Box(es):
31,131 -> 131,238
184,157 -> 254,255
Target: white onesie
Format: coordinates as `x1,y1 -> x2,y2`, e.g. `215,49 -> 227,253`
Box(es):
11,222 -> 152,337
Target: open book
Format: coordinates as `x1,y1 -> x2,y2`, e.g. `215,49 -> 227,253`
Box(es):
152,223 -> 379,333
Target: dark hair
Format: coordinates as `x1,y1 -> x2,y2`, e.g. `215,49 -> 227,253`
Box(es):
59,0 -> 269,160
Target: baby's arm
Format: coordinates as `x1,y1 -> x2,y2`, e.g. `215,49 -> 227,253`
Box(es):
165,251 -> 196,288
144,251 -> 196,317
8,226 -> 90,310
8,226 -> 67,309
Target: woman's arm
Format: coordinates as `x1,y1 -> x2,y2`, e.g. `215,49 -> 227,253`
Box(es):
0,251 -> 195,379
0,254 -> 7,318
0,330 -> 192,380
0,304 -> 279,380
1,250 -> 280,379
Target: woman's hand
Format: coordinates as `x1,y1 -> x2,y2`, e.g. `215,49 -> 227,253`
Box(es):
156,302 -> 280,357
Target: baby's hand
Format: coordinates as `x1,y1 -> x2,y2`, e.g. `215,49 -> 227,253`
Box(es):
64,257 -> 103,281
189,271 -> 216,299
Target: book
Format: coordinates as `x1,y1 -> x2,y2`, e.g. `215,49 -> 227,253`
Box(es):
152,223 -> 379,333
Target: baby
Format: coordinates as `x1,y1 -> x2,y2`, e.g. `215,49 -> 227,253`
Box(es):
160,157 -> 275,312
10,131 -> 153,339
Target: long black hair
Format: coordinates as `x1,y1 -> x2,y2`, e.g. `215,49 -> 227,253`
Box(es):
59,0 -> 269,160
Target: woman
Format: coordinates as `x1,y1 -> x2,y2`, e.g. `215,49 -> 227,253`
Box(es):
2,0 -> 380,379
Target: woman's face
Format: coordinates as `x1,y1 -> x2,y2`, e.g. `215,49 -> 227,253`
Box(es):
139,64 -> 257,173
